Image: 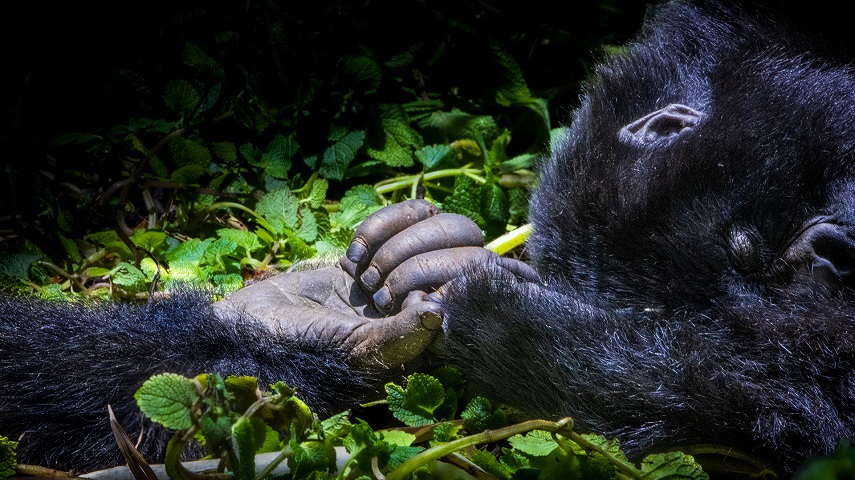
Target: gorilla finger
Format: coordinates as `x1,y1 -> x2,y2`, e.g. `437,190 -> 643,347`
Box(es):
373,247 -> 497,313
346,199 -> 440,265
349,300 -> 443,366
495,256 -> 541,283
360,214 -> 484,290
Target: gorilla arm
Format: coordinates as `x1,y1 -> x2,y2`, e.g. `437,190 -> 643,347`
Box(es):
0,200 -> 508,471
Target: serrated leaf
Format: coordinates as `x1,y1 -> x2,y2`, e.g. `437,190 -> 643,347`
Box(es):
366,118 -> 422,168
217,229 -> 262,255
165,238 -> 212,264
385,373 -> 446,427
199,411 -> 233,449
321,130 -> 365,180
330,185 -> 383,231
171,165 -> 207,184
288,235 -> 316,261
640,452 -> 708,480
481,182 -> 509,238
306,178 -> 328,209
508,430 -> 558,456
443,176 -> 485,228
135,373 -> 200,431
461,396 -> 507,433
231,417 -> 257,480
327,124 -> 349,142
109,262 -> 148,289
263,133 -> 298,179
164,79 -> 201,113
492,45 -> 532,104
343,55 -> 382,94
0,435 -> 17,480
0,253 -> 42,279
213,273 -> 243,293
416,144 -> 452,169
169,137 -> 212,167
240,143 -> 263,166
297,206 -> 318,242
471,450 -> 512,480
426,110 -> 499,142
257,188 -> 299,235
212,141 -> 237,162
287,439 -> 337,480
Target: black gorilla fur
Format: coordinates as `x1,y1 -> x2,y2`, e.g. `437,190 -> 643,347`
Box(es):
0,294 -> 372,469
439,0 -> 855,473
3,0 -> 855,475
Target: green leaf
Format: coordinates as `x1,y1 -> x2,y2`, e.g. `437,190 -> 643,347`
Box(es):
287,439 -> 337,480
343,55 -> 382,94
199,411 -> 233,450
508,430 -> 558,457
321,411 -> 352,441
213,273 -> 243,293
0,436 -> 17,480
385,373 -> 446,427
305,178 -> 328,209
415,144 -> 453,170
480,182 -> 510,238
257,188 -> 299,235
321,130 -> 365,180
240,143 -> 263,166
135,373 -> 200,431
493,46 -> 533,107
343,420 -> 391,473
131,230 -> 167,252
443,176 -> 485,228
165,238 -> 213,264
426,110 -> 499,142
164,79 -> 201,113
212,141 -> 238,162
330,185 -> 383,231
389,444 -> 424,470
109,262 -> 149,289
431,422 -> 462,444
297,206 -> 318,242
169,137 -> 212,167
231,417 -> 257,480
639,452 -> 708,480
217,229 -> 262,255
0,253 -> 42,280
366,118 -> 422,168
171,165 -> 208,184
471,450 -> 512,480
461,396 -> 507,433
263,133 -> 298,179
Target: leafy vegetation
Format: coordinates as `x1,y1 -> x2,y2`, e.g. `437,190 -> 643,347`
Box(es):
6,371 -> 714,480
1,0 -> 645,298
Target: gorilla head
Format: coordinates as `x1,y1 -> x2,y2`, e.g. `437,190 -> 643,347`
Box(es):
440,1 -> 855,474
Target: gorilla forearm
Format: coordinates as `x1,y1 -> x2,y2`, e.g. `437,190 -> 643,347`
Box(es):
0,294 -> 370,469
436,267 -> 855,470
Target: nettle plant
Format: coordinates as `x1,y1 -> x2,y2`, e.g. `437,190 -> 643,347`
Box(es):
1,1 -> 562,299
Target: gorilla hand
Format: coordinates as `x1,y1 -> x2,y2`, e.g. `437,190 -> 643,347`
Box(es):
339,199 -> 539,314
214,266 -> 442,368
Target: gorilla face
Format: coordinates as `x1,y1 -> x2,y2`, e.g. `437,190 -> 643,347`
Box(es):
529,2 -> 855,314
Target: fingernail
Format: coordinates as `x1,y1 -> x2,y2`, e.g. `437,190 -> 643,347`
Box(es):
346,241 -> 367,263
373,286 -> 392,311
360,266 -> 381,290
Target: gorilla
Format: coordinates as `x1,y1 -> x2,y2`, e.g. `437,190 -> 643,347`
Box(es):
2,0 -> 854,476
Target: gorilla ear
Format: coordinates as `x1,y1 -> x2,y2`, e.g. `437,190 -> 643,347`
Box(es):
782,222 -> 855,288
619,103 -> 703,146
